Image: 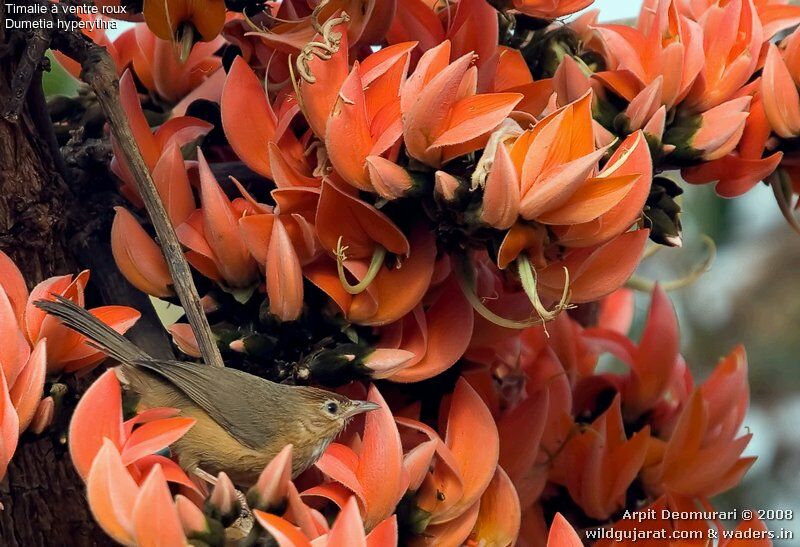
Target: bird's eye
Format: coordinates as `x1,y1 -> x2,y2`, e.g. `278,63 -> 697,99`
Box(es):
326,402 -> 339,414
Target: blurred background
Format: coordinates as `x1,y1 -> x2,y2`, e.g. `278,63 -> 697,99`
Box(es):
41,0 -> 800,540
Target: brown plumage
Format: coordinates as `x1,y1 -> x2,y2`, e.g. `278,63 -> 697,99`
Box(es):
35,296 -> 379,486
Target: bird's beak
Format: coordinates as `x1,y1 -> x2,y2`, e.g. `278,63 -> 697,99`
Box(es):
347,400 -> 381,417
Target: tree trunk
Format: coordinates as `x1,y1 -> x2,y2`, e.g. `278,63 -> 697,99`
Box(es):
0,62 -> 112,544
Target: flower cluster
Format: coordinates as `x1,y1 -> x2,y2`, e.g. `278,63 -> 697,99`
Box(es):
0,251 -> 139,481
586,0 -> 800,228
48,0 -> 800,543
72,369 -> 517,545
67,285 -> 761,545
474,286 -> 757,545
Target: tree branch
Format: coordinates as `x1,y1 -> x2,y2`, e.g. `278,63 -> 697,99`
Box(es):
1,12 -> 52,122
50,13 -> 225,368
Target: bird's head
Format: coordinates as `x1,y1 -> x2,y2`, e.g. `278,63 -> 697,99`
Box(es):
298,389 -> 381,440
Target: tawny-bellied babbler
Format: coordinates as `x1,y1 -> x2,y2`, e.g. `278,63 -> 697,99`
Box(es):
35,296 -> 380,486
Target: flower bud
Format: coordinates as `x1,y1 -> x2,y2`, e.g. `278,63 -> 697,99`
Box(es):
666,97 -> 751,162
366,156 -> 415,200
363,349 -> 415,380
304,344 -> 369,385
168,323 -> 202,358
110,207 -> 174,298
176,495 -> 214,538
207,472 -> 240,526
28,396 -> 54,435
434,171 -> 462,203
247,444 -> 293,512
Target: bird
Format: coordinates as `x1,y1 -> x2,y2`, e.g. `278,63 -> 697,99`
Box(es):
35,295 -> 380,486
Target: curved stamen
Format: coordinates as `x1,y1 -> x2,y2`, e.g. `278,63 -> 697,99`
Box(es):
626,235 -> 717,292
517,254 -> 571,326
243,11 -> 269,32
642,242 -> 663,260
335,237 -> 386,295
177,24 -> 194,64
455,254 -> 545,329
294,1 -> 350,84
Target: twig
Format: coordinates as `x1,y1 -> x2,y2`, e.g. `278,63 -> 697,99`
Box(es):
50,11 -> 225,368
2,12 -> 53,121
27,69 -> 70,181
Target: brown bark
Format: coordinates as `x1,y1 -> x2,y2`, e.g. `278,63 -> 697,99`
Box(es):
0,61 -> 112,544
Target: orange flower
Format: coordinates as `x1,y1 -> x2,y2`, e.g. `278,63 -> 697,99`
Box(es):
584,285 -> 682,418
143,0 -> 226,43
239,212 -> 314,321
387,0 -> 447,59
86,440 -> 186,545
401,41 -> 522,168
679,0 -> 800,40
176,151 -> 259,288
325,42 -> 417,196
112,70 -> 212,205
668,95 -> 753,161
551,396 -> 651,520
254,496 -> 398,546
54,14 -> 136,80
20,269 -> 140,374
546,513 -> 582,547
128,25 -> 224,105
247,446 -> 334,541
221,56 -> 305,180
480,94 -> 652,253
111,207 -> 174,298
387,0 -> 501,89
247,444 -> 293,511
70,371 -> 198,491
682,0 -> 763,113
644,346 -> 755,498
468,466 -> 522,547
236,184 -> 321,321
497,389 -> 551,511
369,351 -> 422,381
0,253 -> 144,481
682,91 -> 783,197
295,21 -> 351,139
752,0 -> 800,38
208,472 -> 240,521
0,347 -> 29,480
307,214 -> 436,327
252,0 -> 395,55
596,0 -> 705,110
397,378 -> 509,546
175,494 -> 212,538
377,275 -> 474,382
761,30 -> 800,138
536,228 -> 651,303
597,288 -> 635,335
306,385 -> 406,530
57,22 -> 224,108
316,180 -> 410,260
510,0 -> 594,18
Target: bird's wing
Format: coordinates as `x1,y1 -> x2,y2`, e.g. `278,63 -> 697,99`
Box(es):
134,359 -> 282,450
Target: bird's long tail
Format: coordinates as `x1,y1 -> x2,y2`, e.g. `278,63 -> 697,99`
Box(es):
34,295 -> 149,364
